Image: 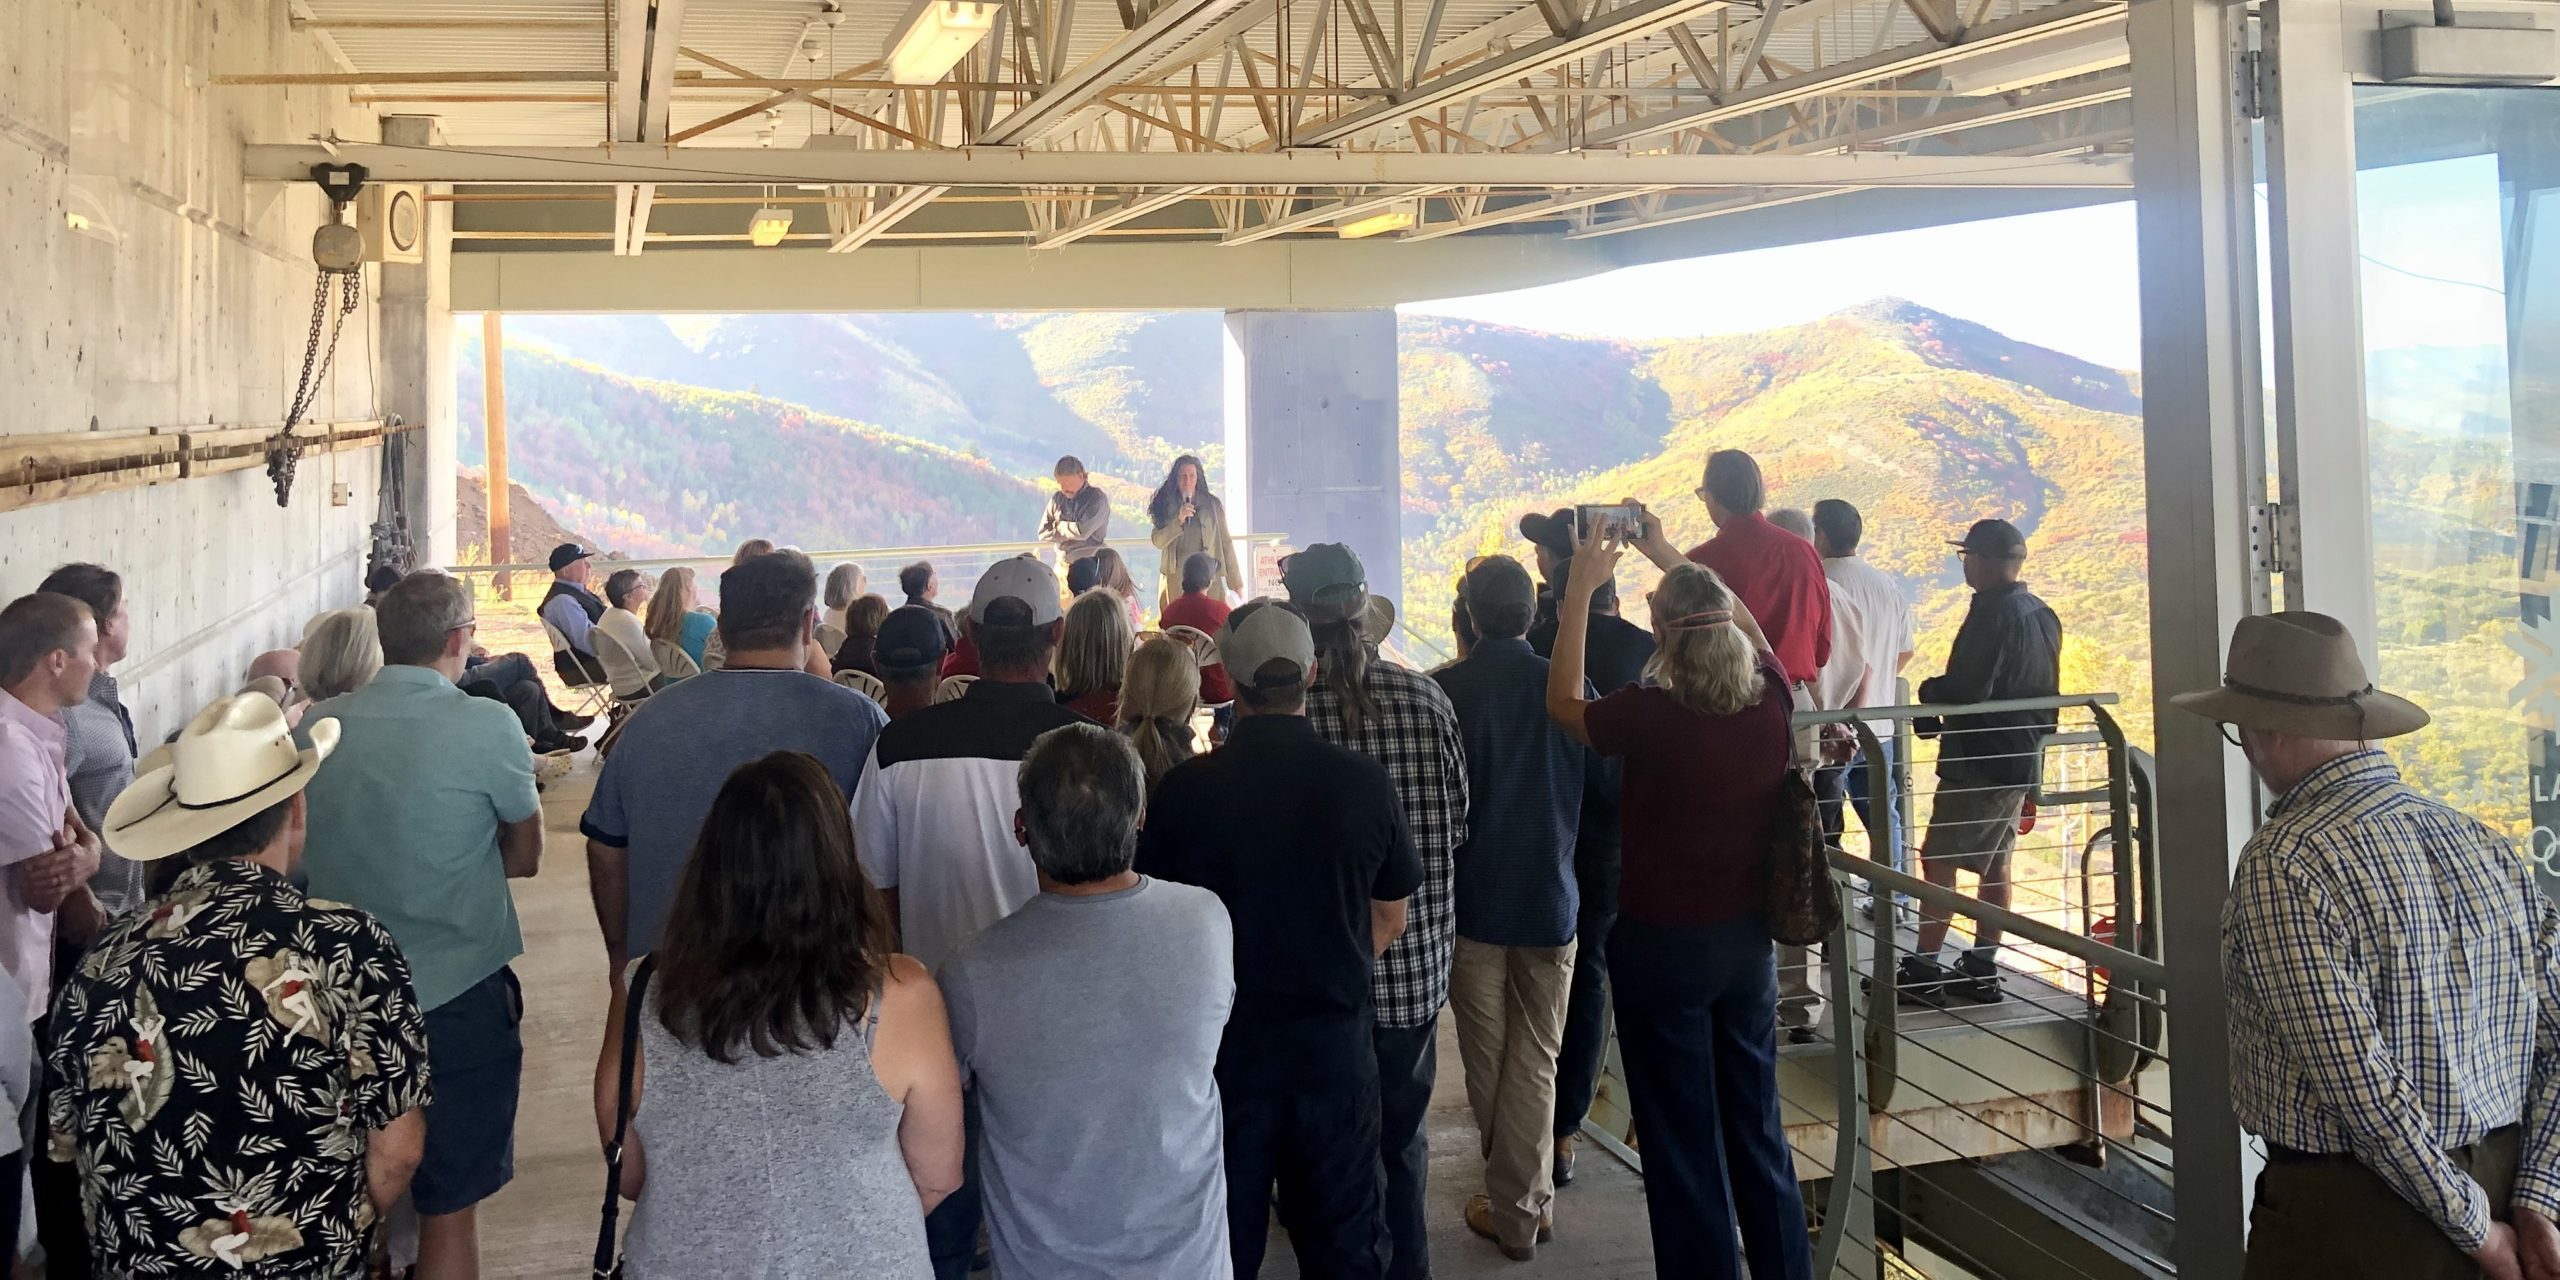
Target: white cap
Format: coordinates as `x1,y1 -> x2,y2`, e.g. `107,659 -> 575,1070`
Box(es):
968,556 -> 1064,626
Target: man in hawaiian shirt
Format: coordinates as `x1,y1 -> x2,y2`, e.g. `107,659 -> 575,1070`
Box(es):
47,692 -> 430,1278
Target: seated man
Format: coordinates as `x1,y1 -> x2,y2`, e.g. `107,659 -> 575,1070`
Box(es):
941,724 -> 1234,1277
59,693 -> 430,1279
539,543 -> 609,686
595,569 -> 681,700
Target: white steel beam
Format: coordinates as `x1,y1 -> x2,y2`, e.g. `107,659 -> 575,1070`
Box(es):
638,0 -> 688,143
1577,0 -> 2125,147
1401,185 -> 1671,240
1295,0 -> 1731,144
1035,185 -> 1218,246
1781,71 -> 2131,152
1566,183 -> 1846,236
611,183 -> 657,255
609,0 -> 651,143
830,186 -> 944,252
245,142 -> 2134,189
981,0 -> 1257,145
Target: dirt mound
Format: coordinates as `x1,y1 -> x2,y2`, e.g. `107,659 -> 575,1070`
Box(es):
456,469 -> 605,566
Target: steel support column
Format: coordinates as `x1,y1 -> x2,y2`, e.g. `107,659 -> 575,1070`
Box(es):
2128,0 -> 2263,1273
2265,0 -> 2381,666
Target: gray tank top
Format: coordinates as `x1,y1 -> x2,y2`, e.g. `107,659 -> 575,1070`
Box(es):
622,982 -> 933,1279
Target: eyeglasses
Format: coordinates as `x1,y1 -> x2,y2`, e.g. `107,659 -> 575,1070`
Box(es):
2217,723 -> 2244,749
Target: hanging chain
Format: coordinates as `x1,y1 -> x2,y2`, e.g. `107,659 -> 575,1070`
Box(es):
267,267 -> 362,507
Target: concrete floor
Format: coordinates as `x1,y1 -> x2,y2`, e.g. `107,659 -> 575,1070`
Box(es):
477,755 -> 1661,1278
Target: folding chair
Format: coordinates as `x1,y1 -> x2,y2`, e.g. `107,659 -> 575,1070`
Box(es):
541,616 -> 617,721
835,669 -> 887,703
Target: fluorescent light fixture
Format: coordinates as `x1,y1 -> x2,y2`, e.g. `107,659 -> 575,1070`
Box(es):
1336,205 -> 1416,239
748,207 -> 794,246
889,1 -> 999,86
1938,24 -> 2129,96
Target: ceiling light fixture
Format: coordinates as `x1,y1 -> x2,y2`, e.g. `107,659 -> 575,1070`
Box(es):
1336,204 -> 1416,239
748,207 -> 794,246
888,0 -> 1000,85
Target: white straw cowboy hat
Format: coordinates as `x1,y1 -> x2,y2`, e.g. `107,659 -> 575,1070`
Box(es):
104,694 -> 339,863
2170,611 -> 2430,740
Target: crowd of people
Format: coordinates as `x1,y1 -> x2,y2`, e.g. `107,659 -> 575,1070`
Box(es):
0,440 -> 2553,1280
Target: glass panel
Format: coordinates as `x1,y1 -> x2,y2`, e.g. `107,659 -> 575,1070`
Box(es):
2353,88 -> 2560,868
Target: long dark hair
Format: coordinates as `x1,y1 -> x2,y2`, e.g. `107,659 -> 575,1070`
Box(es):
652,752 -> 893,1065
1311,614 -> 1380,736
1147,454 -> 1218,529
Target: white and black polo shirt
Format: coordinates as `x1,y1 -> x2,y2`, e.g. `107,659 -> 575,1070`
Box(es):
851,679 -> 1095,970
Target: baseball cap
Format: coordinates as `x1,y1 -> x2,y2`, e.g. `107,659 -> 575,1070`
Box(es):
1220,602 -> 1317,693
968,555 -> 1064,626
1517,509 -> 1575,559
1949,518 -> 2028,558
1281,543 -> 1368,623
875,605 -> 953,670
1460,555 -> 1538,615
548,542 -> 595,573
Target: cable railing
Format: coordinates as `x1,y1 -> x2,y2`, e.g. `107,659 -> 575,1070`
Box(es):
1581,693 -> 2176,1280
439,533 -> 1296,605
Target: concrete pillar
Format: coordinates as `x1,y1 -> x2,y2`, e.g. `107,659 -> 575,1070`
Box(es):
1220,310 -> 1403,601
377,115 -> 458,567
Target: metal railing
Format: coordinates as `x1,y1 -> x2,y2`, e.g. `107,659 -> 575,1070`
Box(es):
439,533 -> 1294,604
1582,693 -> 2177,1280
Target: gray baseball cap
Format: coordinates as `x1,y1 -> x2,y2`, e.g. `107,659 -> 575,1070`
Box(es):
968,555 -> 1064,626
1220,601 -> 1316,693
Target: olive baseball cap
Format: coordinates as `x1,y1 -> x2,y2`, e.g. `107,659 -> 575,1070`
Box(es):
1280,543 -> 1369,624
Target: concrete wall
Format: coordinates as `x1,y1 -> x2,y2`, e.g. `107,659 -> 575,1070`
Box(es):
0,0 -> 394,742
1221,310 -> 1404,603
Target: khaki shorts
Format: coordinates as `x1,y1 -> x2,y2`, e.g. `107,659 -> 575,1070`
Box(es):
1919,784 -> 2027,878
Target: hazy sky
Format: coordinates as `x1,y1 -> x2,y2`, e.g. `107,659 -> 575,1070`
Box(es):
1402,164 -> 2510,373
1401,201 -> 2146,370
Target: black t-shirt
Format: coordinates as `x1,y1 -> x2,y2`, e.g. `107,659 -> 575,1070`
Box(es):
1136,714 -> 1423,1096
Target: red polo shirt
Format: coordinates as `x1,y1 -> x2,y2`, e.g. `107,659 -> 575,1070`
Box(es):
1157,590 -> 1234,704
1687,512 -> 1833,685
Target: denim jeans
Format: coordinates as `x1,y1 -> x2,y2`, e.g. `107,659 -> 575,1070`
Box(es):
1608,915 -> 1813,1280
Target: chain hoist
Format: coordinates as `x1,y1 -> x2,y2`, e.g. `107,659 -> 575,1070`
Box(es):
267,163 -> 370,508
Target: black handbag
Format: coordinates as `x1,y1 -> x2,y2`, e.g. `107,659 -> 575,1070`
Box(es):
1766,711 -> 1844,948
594,957 -> 656,1280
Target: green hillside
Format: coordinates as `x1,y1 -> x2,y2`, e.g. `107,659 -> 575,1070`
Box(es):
455,339 -> 1043,553
1402,300 -> 2153,745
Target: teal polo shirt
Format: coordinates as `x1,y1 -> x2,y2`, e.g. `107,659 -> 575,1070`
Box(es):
299,665 -> 541,1011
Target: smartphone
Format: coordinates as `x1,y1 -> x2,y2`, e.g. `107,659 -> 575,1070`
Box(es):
1575,502 -> 1644,539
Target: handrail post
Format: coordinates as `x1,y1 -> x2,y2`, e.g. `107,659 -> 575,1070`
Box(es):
1815,876 -> 1876,1279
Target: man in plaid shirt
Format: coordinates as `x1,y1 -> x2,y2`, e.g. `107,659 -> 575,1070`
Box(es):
2176,613 -> 2560,1280
1287,545 -> 1470,1280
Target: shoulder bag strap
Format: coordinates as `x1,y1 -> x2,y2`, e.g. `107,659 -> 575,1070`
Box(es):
594,956 -> 656,1279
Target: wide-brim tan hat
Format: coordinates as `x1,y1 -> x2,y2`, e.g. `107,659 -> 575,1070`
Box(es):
2169,611 -> 2429,740
104,693 -> 339,863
